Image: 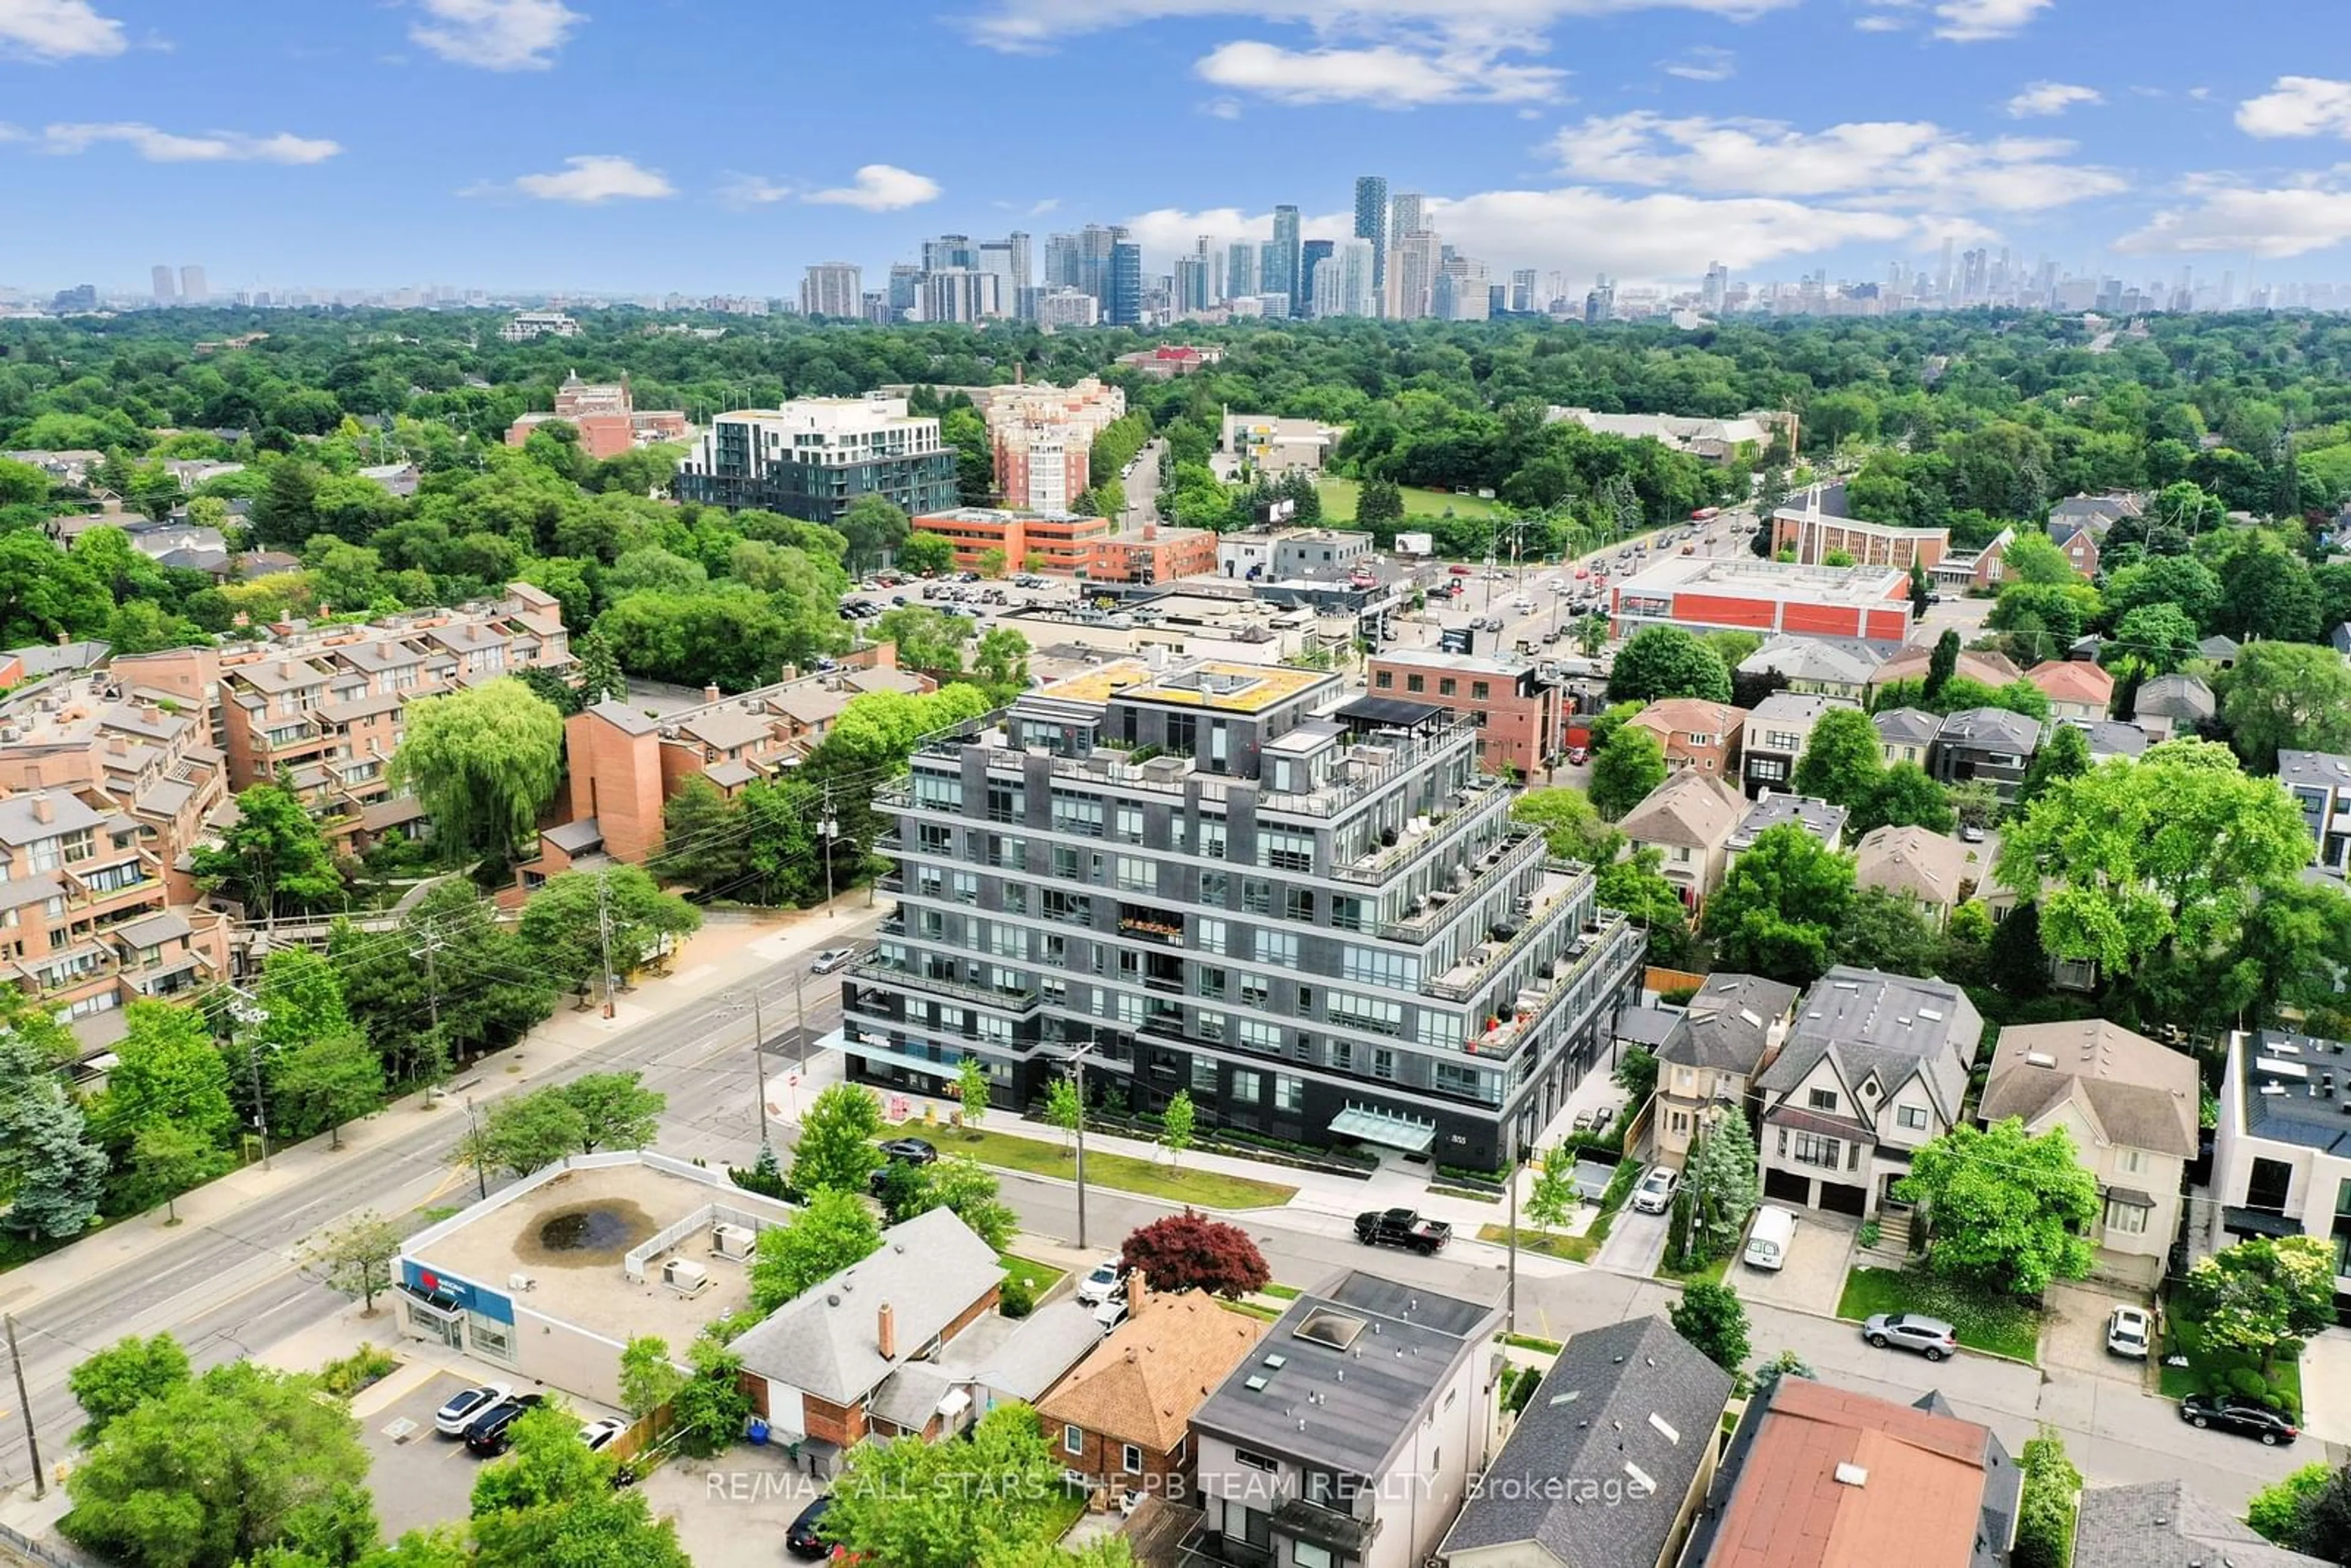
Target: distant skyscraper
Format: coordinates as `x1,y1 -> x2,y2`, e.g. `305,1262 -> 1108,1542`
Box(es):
887,264 -> 923,317
1510,269 -> 1537,313
150,265 -> 175,304
1004,232 -> 1032,293
978,241 -> 1018,299
1353,176 -> 1389,300
1701,261 -> 1728,314
922,234 -> 975,274
1299,238 -> 1333,315
1389,230 -> 1438,320
1258,242 -> 1284,317
1268,204 -> 1302,315
801,263 -> 863,318
1314,239 -> 1375,318
1226,242 -> 1258,301
1106,242 -> 1144,326
1175,255 -> 1210,314
1389,192 -> 1425,247
1078,225 -> 1125,304
920,268 -> 999,323
178,264 -> 206,302
1043,233 -> 1080,290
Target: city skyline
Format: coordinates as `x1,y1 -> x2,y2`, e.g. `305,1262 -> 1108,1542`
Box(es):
7,0 -> 2351,298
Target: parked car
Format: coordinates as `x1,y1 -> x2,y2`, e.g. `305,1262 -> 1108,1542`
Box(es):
1861,1313 -> 1958,1362
435,1381 -> 513,1437
2180,1394 -> 2297,1445
1093,1292 -> 1130,1333
579,1416 -> 629,1453
811,947 -> 855,975
877,1136 -> 937,1166
463,1393 -> 546,1455
1567,745 -> 1589,765
1631,1165 -> 1681,1215
786,1495 -> 834,1560
1354,1208 -> 1452,1254
2106,1306 -> 2150,1359
1076,1258 -> 1125,1306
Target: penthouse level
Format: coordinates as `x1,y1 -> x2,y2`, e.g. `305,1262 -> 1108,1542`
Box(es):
843,658 -> 1643,1169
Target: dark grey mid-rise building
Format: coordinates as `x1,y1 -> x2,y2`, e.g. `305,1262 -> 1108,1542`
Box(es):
672,396 -> 957,523
1353,174 -> 1388,294
838,657 -> 1644,1169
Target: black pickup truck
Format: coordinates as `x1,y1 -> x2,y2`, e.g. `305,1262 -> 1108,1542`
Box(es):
1354,1207 -> 1452,1255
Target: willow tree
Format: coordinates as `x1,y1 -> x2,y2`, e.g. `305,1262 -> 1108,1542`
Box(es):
391,678 -> 566,863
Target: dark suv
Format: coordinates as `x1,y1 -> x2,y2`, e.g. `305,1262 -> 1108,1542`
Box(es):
463,1393 -> 546,1455
2180,1394 -> 2298,1446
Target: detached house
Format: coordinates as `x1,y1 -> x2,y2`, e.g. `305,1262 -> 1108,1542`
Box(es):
1978,1021 -> 2197,1287
2210,1027 -> 2351,1264
1737,638 -> 1881,706
2132,673 -> 2214,740
1852,825 -> 1974,929
1932,708 -> 2041,802
1625,698 -> 1747,778
1654,973 -> 1799,1163
1617,770 -> 1749,913
1038,1282 -> 1262,1509
2023,659 -> 2113,723
1753,967 -> 1984,1218
1872,707 -> 1940,770
1741,692 -> 1854,798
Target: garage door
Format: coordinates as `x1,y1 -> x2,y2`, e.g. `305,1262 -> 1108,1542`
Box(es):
1764,1168 -> 1810,1204
1818,1181 -> 1869,1217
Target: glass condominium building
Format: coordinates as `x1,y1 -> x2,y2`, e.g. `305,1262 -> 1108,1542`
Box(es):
673,395 -> 958,523
834,658 -> 1644,1170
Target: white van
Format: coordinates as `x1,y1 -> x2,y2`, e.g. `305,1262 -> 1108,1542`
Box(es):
1743,1205 -> 1796,1272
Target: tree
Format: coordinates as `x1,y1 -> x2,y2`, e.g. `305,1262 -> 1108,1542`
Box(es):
0,1024 -> 107,1240
1525,1144 -> 1579,1234
1588,725 -> 1668,820
1043,1076 -> 1082,1151
896,1156 -> 1017,1251
572,629 -> 626,707
1607,626 -> 1733,704
391,678 -> 566,863
462,1086 -> 589,1179
1572,613 -> 1612,656
1848,762 -> 1956,835
1510,787 -> 1617,862
2222,640 -> 2351,772
618,1336 -> 686,1422
838,496 -> 910,573
271,1030 -> 383,1149
955,1052 -> 991,1128
2012,1425 -> 2082,1568
516,865 -> 700,997
1597,848 -> 1697,966
1668,1281 -> 1751,1375
823,1403 -> 1068,1568
2106,552 -> 2222,629
333,881 -> 555,1086
666,1337 -> 752,1461
189,782 -> 342,919
1120,1210 -> 1270,1299
790,1082 -> 886,1196
2015,719 -> 2092,811
897,531 -> 954,576
2176,1235 -> 2336,1369
1614,1045 -> 1659,1109
2287,1466 -> 2351,1565
1832,885 -> 1946,976
468,1408 -> 692,1568
1907,557 -> 1931,617
751,1188 -> 883,1311
1997,739 -> 2311,976
59,1360 -> 375,1568
298,1210 -> 403,1315
2211,530 -> 2321,643
1749,1348 -> 1815,1399
1160,1089 -> 1196,1162
2246,1461 -> 2333,1548
100,999 -> 238,1153
1685,1105 -> 1761,1260
2107,602 -> 2202,677
561,1071 -> 665,1153
133,1120 -> 223,1224
1790,706 -> 1883,808
2001,531 -> 2083,585
972,626 -> 1030,702
68,1334 -> 191,1447
1357,476 -> 1406,529
1894,1118 -> 2099,1297
1703,823 -> 1856,985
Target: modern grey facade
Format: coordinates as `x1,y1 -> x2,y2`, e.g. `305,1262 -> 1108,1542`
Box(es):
673,396 -> 958,523
840,658 -> 1643,1170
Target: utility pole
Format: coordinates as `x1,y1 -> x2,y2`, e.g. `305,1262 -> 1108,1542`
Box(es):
6,1315 -> 41,1498
228,989 -> 271,1171
1504,1120 -> 1520,1340
751,988 -> 771,1149
463,1096 -> 487,1200
413,929 -> 445,1106
1067,1034 -> 1098,1251
819,786 -> 839,911
596,870 -> 618,1020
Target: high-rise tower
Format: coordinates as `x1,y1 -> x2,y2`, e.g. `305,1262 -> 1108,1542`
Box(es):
1353,176 -> 1389,302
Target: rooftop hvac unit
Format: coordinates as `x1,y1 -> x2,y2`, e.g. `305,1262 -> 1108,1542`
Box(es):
711,1224 -> 755,1261
662,1258 -> 711,1297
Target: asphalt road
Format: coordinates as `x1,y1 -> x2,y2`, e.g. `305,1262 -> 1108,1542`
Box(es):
1120,440 -> 1164,530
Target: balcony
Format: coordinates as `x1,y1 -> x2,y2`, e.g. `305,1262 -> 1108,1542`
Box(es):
1379,827 -> 1544,943
1330,775 -> 1506,887
1460,910 -> 1638,1052
1423,860 -> 1605,1003
846,956 -> 1041,1015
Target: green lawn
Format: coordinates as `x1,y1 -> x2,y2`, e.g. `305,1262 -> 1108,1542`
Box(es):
1040,1482 -> 1089,1542
945,1128 -> 1298,1209
1657,1251 -> 1732,1288
1836,1267 -> 2041,1363
2161,1304 -> 2304,1417
996,1251 -> 1067,1295
1221,1299 -> 1283,1322
1315,475 -> 1500,523
1503,1333 -> 1564,1355
1262,1283 -> 1302,1300
1479,1223 -> 1599,1262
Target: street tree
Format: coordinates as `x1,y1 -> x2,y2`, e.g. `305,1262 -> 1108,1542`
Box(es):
1614,1045 -> 1659,1110
99,999 -> 239,1154
516,865 -> 700,997
1526,1144 -> 1580,1234
823,1403 -> 1068,1568
1848,762 -> 1956,835
1790,706 -> 1884,809
1997,738 -> 2311,976
1588,725 -> 1668,820
896,1156 -> 1017,1251
618,1337 -> 686,1422
133,1120 -> 223,1224
1685,1104 -> 1761,1259
875,606 -> 971,677
2247,1461 -> 2331,1547
789,1082 -> 886,1196
67,1334 -> 191,1446
1702,823 -> 1856,986
298,1210 -> 403,1315
59,1360 -> 375,1568
2012,1426 -> 2083,1568
2176,1235 -> 2336,1370
1668,1281 -> 1751,1376
468,1409 -> 691,1568
896,532 -> 954,576
751,1188 -> 883,1311
391,677 -> 567,863
2222,640 -> 2351,771
1043,1076 -> 1082,1150
1160,1089 -> 1196,1163
189,782 -> 342,919
571,628 -> 627,707
1923,629 -> 1960,701
838,496 -> 910,573
1510,787 -> 1618,861
270,1029 -> 383,1149
561,1071 -> 666,1153
333,881 -> 556,1086
1597,848 -> 1697,967
1607,626 -> 1733,704
2106,602 -> 2202,678
1895,1118 -> 2099,1297
0,1023 -> 107,1240
956,1052 -> 991,1129
1120,1210 -> 1270,1299
463,1086 -> 589,1179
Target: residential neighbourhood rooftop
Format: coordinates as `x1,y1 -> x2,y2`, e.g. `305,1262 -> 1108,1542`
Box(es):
1663,973 -> 1799,1075
2071,1480 -> 2331,1568
1980,1019 -> 2199,1158
2229,1027 -> 2351,1153
1728,793 -> 1848,855
1620,768 -> 1749,849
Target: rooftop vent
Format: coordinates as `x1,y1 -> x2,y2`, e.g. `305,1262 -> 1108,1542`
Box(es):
1834,1463 -> 1869,1488
1549,1389 -> 1582,1408
2024,1052 -> 2058,1069
1243,1376 -> 1268,1392
1262,1354 -> 1286,1370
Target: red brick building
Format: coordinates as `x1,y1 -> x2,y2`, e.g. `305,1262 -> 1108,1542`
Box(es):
1612,557 -> 1914,647
1368,649 -> 1565,775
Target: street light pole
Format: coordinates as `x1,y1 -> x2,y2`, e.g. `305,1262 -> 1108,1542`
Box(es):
227,987 -> 271,1170
752,988 -> 771,1149
1067,1033 -> 1098,1252
820,787 -> 839,912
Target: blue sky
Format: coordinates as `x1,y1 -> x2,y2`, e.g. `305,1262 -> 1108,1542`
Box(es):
6,0 -> 2351,296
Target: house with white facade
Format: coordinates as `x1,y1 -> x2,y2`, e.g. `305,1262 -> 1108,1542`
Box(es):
2211,1027 -> 2351,1274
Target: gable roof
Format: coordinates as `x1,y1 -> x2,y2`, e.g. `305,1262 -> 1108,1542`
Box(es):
1746,691 -> 1846,730
1441,1315 -> 1733,1568
1728,794 -> 1847,855
1037,1289 -> 1263,1453
2052,718 -> 2149,759
729,1207 -> 1003,1405
1853,825 -> 1970,909
1936,707 -> 2041,755
1619,769 -> 1749,850
1757,967 -> 1982,1129
2133,673 -> 2214,722
1628,698 -> 1747,743
1874,645 -> 2019,691
1871,707 -> 1941,748
2024,658 -> 2113,708
1981,1020 -> 2199,1159
1662,973 -> 1801,1075
1739,638 -> 1883,688
2072,1480 -> 2330,1568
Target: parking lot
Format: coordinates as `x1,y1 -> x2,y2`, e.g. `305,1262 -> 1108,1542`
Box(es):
359,1371 -> 527,1539
1733,1209 -> 1857,1317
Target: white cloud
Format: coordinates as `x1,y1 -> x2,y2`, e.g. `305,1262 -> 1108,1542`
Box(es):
410,0 -> 581,71
971,0 -> 1793,53
496,154 -> 672,203
2117,174 -> 2351,258
0,0 -> 125,60
2004,81 -> 2099,118
716,173 -> 792,209
804,164 -> 940,212
1548,110 -> 2123,211
1660,45 -> 1734,81
1195,39 -> 1562,105
1202,97 -> 1244,119
36,122 -> 340,162
1029,197 -> 1061,216
2236,76 -> 2351,139
1856,0 -> 2049,40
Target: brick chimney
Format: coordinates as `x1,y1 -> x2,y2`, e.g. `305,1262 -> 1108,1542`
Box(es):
702,684 -> 721,704
31,797 -> 51,824
1125,1269 -> 1146,1321
877,1302 -> 896,1361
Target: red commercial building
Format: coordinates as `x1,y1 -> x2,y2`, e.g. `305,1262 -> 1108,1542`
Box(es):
912,508 -> 1111,574
1611,557 -> 1913,647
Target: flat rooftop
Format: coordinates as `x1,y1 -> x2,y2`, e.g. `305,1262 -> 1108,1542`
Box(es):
408,1161 -> 769,1345
1035,658 -> 1332,714
2235,1028 -> 2351,1153
1618,554 -> 1908,606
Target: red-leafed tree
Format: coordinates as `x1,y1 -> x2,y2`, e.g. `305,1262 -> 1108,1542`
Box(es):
1119,1210 -> 1271,1300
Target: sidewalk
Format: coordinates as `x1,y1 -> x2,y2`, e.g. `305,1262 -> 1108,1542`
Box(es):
0,901 -> 863,1320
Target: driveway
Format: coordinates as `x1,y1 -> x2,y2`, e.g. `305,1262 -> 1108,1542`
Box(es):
2040,1281 -> 2147,1386
1597,1201 -> 1670,1276
643,1435 -> 819,1564
1733,1210 -> 1856,1317
2298,1329 -> 2351,1447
